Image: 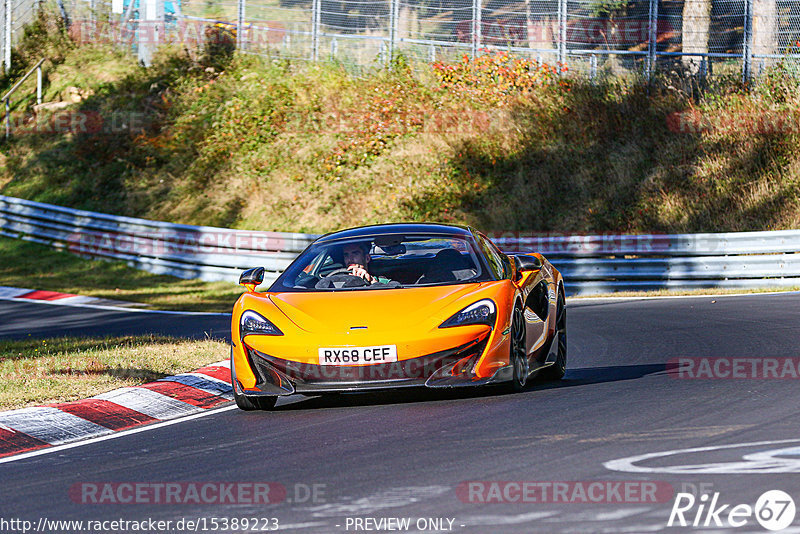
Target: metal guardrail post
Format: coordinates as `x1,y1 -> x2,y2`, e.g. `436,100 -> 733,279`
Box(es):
647,0 -> 658,80
236,0 -> 245,51
743,0 -> 753,83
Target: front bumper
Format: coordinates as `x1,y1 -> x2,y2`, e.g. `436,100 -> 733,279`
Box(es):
239,335 -> 503,395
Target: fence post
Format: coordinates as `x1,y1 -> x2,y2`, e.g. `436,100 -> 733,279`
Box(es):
388,0 -> 397,63
558,0 -> 566,68
311,0 -> 319,61
473,0 -> 481,57
236,0 -> 245,51
742,0 -> 753,83
138,0 -> 163,66
36,64 -> 42,105
0,0 -> 4,75
4,0 -> 10,73
56,0 -> 69,28
647,0 -> 658,80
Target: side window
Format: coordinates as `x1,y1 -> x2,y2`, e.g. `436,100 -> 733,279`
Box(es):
476,234 -> 506,279
488,239 -> 513,279
526,280 -> 549,321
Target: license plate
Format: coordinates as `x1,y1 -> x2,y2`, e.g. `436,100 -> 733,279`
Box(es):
318,345 -> 398,366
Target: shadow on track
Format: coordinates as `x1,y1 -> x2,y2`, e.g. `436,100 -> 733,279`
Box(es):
266,363 -> 667,411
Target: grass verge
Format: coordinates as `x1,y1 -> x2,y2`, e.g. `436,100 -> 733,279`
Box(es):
0,335 -> 229,410
0,236 -> 243,312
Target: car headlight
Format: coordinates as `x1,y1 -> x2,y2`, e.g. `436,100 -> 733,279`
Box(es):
240,310 -> 283,337
439,299 -> 497,329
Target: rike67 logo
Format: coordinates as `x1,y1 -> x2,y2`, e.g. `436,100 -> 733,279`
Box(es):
668,490 -> 796,531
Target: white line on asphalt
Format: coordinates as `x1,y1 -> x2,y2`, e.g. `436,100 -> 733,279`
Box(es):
0,404 -> 239,465
604,438 -> 800,474
568,289 -> 800,304
0,295 -> 230,316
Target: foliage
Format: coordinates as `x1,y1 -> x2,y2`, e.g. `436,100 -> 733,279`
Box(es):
433,50 -> 565,106
4,6 -> 72,80
754,41 -> 800,104
1,20 -> 799,237
201,23 -> 237,70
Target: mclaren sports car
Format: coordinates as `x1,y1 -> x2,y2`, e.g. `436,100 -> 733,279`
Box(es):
230,223 -> 566,410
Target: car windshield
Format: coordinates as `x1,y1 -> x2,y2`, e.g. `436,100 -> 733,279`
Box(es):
269,234 -> 490,292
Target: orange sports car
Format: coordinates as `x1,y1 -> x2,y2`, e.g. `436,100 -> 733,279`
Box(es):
230,223 -> 566,410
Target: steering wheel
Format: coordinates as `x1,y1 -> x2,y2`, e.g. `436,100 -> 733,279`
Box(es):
322,267 -> 353,278
315,268 -> 369,289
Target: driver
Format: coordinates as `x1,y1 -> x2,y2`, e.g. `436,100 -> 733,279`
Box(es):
342,242 -> 390,284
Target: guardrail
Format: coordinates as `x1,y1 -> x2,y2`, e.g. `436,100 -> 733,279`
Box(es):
0,194 -> 316,285
2,194 -> 800,295
493,232 -> 800,294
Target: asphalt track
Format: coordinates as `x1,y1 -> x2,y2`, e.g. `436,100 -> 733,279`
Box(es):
2,293 -> 800,533
0,299 -> 230,340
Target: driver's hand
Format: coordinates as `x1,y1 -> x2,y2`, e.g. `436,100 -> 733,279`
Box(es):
347,264 -> 375,283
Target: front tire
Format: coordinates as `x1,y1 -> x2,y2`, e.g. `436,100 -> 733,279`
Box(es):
541,289 -> 567,381
231,356 -> 278,411
233,387 -> 278,411
509,305 -> 529,392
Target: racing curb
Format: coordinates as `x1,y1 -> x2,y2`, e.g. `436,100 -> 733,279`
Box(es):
0,286 -> 148,308
0,360 -> 233,459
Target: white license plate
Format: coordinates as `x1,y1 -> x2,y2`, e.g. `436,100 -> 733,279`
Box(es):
318,345 -> 398,366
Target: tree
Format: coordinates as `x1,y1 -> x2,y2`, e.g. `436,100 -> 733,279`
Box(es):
751,0 -> 777,58
682,0 -> 711,73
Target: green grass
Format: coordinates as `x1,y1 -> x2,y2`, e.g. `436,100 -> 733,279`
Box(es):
0,335 -> 229,409
0,236 -> 243,312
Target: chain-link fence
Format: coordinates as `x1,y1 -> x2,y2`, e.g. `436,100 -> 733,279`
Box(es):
4,0 -> 800,81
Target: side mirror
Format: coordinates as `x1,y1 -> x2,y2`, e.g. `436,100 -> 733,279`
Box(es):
239,267 -> 265,292
514,254 -> 543,273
